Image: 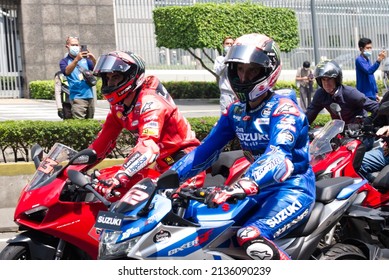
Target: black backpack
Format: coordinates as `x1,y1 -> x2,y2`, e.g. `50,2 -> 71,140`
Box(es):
55,71 -> 70,103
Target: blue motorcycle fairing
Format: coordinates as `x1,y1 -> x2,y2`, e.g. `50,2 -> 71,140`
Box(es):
185,197 -> 258,223
148,221 -> 235,258
115,194 -> 172,242
337,179 -> 367,200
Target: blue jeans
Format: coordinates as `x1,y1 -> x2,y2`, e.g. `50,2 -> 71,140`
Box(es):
360,147 -> 389,182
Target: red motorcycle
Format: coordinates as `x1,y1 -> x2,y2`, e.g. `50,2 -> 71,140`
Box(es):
0,143 -> 249,260
309,103 -> 389,259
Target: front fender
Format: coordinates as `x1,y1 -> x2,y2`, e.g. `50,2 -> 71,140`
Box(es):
6,230 -> 58,259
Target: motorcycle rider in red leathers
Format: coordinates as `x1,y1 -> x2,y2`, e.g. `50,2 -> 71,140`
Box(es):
90,51 -> 204,198
170,34 -> 316,260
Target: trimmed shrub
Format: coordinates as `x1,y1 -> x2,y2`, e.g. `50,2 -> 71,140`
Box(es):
0,115 -> 330,163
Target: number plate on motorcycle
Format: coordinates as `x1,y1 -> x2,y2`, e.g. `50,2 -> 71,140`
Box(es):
95,211 -> 124,231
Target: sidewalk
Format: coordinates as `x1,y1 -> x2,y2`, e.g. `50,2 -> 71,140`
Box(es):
0,208 -> 17,232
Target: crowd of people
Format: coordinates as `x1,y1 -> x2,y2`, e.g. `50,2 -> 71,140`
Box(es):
53,32 -> 389,260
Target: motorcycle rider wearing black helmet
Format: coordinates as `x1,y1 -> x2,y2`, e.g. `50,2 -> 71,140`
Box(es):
305,59 -> 379,125
170,33 -> 316,260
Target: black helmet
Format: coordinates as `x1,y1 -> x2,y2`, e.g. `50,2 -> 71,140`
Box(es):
314,59 -> 342,88
303,61 -> 310,68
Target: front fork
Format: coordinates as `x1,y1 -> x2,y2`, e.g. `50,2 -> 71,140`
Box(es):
54,239 -> 66,260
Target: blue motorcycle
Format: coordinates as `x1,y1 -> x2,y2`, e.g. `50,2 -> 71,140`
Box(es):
69,167 -> 368,260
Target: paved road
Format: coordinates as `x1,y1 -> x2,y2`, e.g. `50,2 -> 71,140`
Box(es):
0,98 -> 220,121
0,232 -> 13,252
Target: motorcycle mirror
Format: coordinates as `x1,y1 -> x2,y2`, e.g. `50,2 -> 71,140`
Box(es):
68,169 -> 111,207
69,149 -> 98,165
30,144 -> 43,169
378,101 -> 389,115
330,103 -> 342,120
68,169 -> 89,187
157,169 -> 180,190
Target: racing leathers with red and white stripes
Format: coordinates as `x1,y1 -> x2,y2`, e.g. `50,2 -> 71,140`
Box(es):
171,89 -> 316,260
89,75 -> 204,197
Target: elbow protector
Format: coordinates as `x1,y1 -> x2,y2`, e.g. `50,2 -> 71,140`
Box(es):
250,154 -> 294,185
122,139 -> 160,177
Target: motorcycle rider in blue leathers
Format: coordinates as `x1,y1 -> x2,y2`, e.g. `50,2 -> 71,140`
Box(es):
170,33 -> 316,260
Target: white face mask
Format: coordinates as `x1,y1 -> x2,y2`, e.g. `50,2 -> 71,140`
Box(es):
364,50 -> 372,58
69,46 -> 80,57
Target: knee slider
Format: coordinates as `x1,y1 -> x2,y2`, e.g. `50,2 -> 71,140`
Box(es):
243,238 -> 281,260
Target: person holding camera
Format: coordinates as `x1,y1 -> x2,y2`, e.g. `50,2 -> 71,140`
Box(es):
355,37 -> 386,101
295,61 -> 314,111
59,36 -> 96,119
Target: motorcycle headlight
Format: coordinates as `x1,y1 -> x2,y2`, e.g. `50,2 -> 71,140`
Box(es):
98,230 -> 142,259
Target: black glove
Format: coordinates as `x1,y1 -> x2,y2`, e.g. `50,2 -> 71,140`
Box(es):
57,109 -> 64,119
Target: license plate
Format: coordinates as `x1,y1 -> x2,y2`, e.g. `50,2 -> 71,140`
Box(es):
95,210 -> 124,231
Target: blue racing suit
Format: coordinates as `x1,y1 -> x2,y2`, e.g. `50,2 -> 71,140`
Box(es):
171,89 -> 316,243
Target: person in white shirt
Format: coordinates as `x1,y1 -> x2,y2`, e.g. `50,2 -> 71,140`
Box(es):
213,36 -> 237,113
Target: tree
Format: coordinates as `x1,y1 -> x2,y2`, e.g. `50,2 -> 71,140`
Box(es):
153,2 -> 299,79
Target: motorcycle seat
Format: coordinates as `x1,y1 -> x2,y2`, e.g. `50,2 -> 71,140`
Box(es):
285,177 -> 354,238
315,176 -> 355,203
209,150 -> 244,177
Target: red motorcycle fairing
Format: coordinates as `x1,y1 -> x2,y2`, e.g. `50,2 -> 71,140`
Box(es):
12,142 -> 162,259
358,184 -> 389,208
311,137 -> 365,179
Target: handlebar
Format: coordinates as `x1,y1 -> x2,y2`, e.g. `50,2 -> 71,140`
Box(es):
177,186 -> 214,203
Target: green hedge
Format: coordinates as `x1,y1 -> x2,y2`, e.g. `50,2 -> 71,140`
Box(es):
29,79 -> 223,100
29,78 -> 388,101
0,117 -> 221,163
30,79 -> 302,100
0,115 -> 331,163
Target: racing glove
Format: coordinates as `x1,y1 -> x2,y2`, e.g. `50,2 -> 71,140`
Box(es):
57,109 -> 64,119
205,178 -> 259,208
94,171 -> 131,198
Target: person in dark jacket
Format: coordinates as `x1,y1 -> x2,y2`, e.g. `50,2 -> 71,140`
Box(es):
305,59 -> 379,125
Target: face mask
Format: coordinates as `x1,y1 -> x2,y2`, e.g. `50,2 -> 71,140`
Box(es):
69,46 -> 80,57
224,46 -> 230,53
364,51 -> 372,58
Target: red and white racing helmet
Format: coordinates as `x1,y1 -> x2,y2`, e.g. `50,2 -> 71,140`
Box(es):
93,51 -> 146,105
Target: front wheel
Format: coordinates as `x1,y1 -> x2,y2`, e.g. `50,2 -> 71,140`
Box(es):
318,243 -> 367,260
0,244 -> 30,260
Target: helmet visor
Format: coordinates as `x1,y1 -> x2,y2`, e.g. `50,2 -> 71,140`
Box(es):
225,45 -> 272,67
93,54 -> 131,75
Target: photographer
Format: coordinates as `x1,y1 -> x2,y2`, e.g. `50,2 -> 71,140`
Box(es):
295,61 -> 314,111
59,36 -> 96,119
